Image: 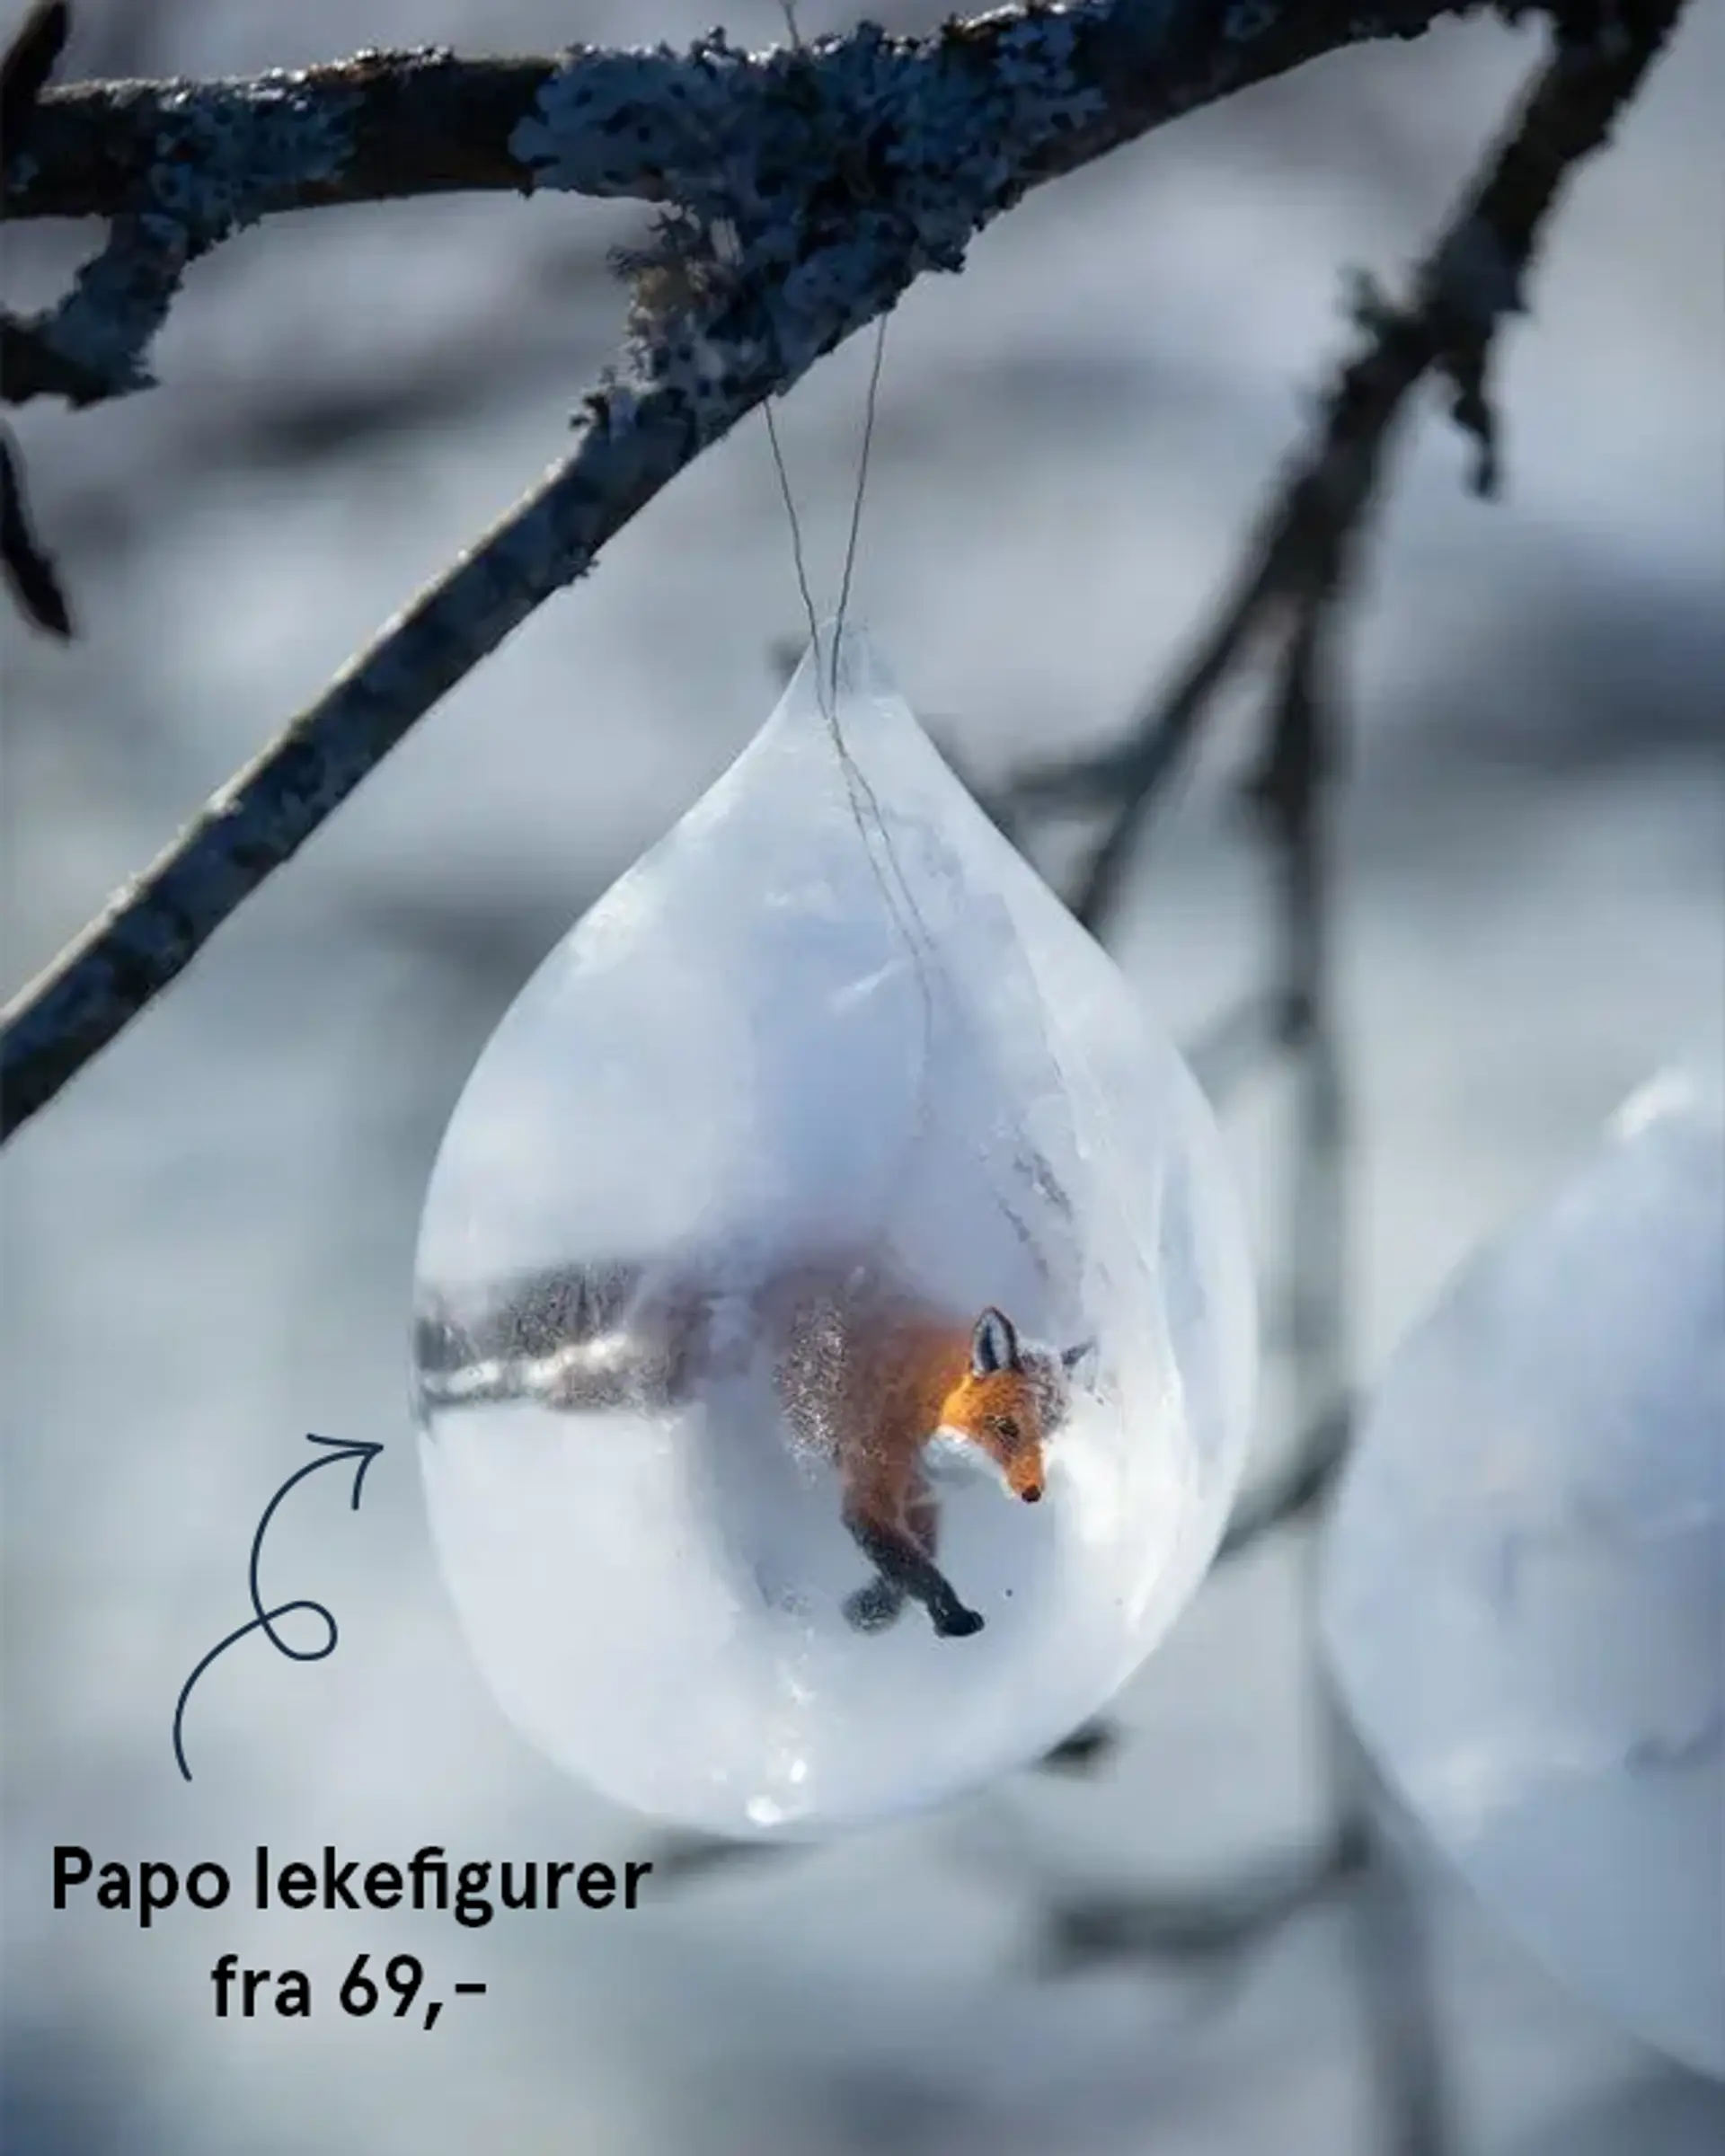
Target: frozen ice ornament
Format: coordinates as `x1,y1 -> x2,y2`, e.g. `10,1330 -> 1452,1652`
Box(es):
411,627 -> 1255,1837
1322,1065 -> 1725,2077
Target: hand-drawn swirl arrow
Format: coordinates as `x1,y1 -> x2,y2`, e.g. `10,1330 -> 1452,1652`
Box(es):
172,1433 -> 384,1782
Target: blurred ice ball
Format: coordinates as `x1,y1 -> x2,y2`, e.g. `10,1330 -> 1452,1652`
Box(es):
1322,1065 -> 1725,2077
411,628 -> 1255,1837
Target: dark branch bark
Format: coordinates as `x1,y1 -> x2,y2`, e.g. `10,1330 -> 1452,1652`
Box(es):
0,0 -> 67,145
0,0 -> 1525,1139
1217,1401 -> 1352,1562
4,49 -> 627,224
0,420 -> 72,634
1005,9 -> 1683,2072
1,372 -> 700,1135
0,0 -> 1685,1139
0,3 -> 76,632
4,6 -> 1498,419
6,5 -> 1478,230
2,213 -> 209,406
1007,0 -> 1687,938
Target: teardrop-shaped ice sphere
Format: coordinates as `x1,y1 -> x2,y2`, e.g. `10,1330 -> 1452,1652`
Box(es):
1322,1065 -> 1725,2078
412,627 -> 1255,1836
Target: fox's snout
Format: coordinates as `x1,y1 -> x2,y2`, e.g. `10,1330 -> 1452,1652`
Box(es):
1005,1454 -> 1045,1503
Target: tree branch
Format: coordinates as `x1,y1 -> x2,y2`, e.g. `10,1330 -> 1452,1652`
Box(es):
1005,9 -> 1682,2067
0,2 -> 76,629
4,49 -> 633,225
3,6 -> 1496,416
1038,1818 -> 1371,1975
2,210 -> 211,406
5,5 -> 1482,233
0,371 -> 705,1135
0,0 -> 1526,1138
1005,0 -> 1688,939
0,419 -> 72,634
0,0 -> 66,145
1216,1401 -> 1352,1562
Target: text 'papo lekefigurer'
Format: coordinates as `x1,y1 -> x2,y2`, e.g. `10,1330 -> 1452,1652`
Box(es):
411,628 -> 1256,1837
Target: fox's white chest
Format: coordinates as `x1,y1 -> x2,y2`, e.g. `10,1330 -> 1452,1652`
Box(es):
925,1427 -> 1007,1493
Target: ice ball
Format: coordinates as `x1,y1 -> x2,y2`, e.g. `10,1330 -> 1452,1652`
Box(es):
1322,1065 -> 1725,2077
412,628 -> 1256,1837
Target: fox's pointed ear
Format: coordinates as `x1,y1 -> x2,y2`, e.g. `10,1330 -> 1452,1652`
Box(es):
1061,1338 -> 1098,1385
971,1307 -> 1020,1375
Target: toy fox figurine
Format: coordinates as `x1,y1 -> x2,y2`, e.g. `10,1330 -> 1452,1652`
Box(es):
417,1255 -> 1092,1639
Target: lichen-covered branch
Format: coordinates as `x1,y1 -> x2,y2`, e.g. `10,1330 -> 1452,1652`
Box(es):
0,0 -> 1522,1138
3,4 -> 1497,416
4,2 -> 1469,423
0,372 -> 709,1136
8,4 -> 1475,234
2,210 -> 214,406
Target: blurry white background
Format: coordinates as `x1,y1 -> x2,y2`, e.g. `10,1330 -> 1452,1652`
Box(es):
3,3 -> 1722,2152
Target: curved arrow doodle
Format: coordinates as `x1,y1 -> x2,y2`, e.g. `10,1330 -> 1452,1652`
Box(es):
172,1433 -> 384,1782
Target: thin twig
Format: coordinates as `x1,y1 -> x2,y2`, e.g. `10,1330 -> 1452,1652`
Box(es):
1005,0 -> 1689,941
1216,1400 -> 1352,1563
0,1 -> 76,635
1038,1817 -> 1371,1976
1017,4 -> 1685,2088
1243,282 -> 1453,2156
0,420 -> 72,635
1034,1717 -> 1122,1776
1184,989 -> 1289,1109
0,0 -> 68,146
0,375 -> 709,1137
640,1831 -> 792,1887
0,3 -> 1515,1139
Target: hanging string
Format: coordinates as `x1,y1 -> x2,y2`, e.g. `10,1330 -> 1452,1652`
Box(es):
762,322 -> 943,983
761,318 -> 951,1242
761,314 -> 1075,1312
834,313 -> 888,666
757,0 -> 1082,1298
756,1 -> 937,989
755,0 -> 1080,1313
763,394 -> 822,668
761,0 -> 884,708
763,315 -> 907,844
762,317 -> 889,709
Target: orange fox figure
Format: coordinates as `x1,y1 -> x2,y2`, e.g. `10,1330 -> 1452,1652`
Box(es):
417,1257 -> 1092,1639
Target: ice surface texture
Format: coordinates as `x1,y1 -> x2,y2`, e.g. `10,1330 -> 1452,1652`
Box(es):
1323,1065 -> 1725,2078
411,627 -> 1255,1837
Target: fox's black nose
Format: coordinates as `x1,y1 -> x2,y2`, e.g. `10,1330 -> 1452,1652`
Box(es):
1021,1484 -> 1043,1504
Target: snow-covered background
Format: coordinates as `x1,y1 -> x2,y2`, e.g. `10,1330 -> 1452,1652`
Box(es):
4,2 -> 1721,2152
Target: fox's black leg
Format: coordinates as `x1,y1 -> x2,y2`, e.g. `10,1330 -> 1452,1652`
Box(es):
853,1484 -> 953,1634
843,1576 -> 904,1632
843,1483 -> 945,1634
842,1507 -> 983,1639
